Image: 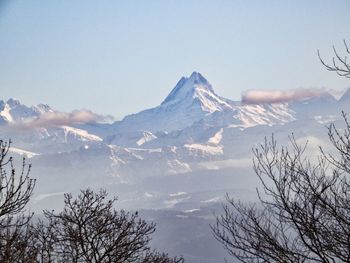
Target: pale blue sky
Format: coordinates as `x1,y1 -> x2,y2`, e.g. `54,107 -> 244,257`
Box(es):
0,0 -> 349,119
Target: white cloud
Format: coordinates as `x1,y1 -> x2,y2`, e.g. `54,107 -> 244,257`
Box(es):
10,110 -> 112,129
241,88 -> 330,104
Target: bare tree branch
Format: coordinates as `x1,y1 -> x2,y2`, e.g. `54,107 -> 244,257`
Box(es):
212,114 -> 350,262
318,40 -> 350,78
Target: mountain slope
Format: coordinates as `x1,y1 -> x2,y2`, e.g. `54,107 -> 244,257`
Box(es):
111,72 -> 233,133
0,99 -> 103,154
110,72 -> 299,135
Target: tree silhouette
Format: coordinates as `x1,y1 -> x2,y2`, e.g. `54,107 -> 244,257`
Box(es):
32,189 -> 184,263
212,113 -> 350,263
0,140 -> 35,217
0,140 -> 183,262
0,140 -> 36,262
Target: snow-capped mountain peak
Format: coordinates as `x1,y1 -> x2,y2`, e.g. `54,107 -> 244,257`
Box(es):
112,72 -> 235,133
109,72 -> 309,133
0,98 -> 53,123
161,72 -> 231,113
161,72 -> 214,105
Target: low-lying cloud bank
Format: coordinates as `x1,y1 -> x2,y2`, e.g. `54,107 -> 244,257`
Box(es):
10,110 -> 113,129
241,88 -> 330,104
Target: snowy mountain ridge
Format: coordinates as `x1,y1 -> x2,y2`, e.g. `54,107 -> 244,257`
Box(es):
110,72 -> 316,133
0,98 -> 53,124
2,72 -> 348,135
0,72 -> 349,212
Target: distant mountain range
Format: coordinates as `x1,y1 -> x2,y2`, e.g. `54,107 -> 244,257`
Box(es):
0,72 -> 349,211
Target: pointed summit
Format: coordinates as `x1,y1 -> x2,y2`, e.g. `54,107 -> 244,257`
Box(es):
189,71 -> 210,85
161,72 -> 215,105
